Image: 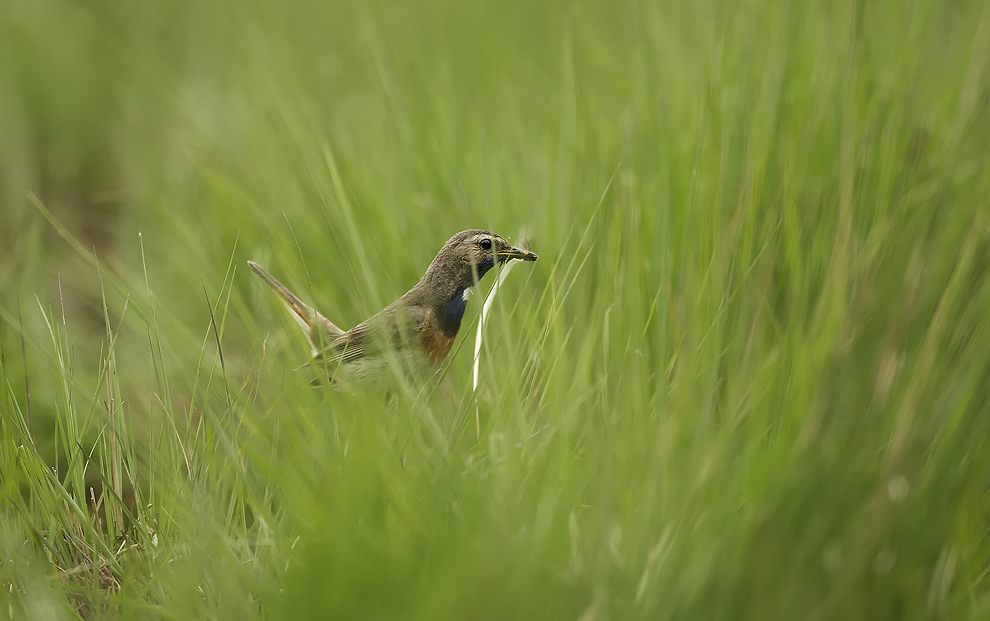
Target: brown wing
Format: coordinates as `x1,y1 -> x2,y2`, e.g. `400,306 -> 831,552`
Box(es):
313,302 -> 432,368
312,330 -> 368,367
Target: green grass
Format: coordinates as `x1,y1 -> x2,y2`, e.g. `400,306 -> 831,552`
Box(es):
2,0 -> 990,618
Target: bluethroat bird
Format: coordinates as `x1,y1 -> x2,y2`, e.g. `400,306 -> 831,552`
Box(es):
249,229 -> 538,384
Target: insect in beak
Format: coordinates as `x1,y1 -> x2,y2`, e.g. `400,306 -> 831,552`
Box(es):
496,246 -> 539,263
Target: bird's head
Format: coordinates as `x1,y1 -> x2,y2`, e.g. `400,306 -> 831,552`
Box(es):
421,229 -> 538,296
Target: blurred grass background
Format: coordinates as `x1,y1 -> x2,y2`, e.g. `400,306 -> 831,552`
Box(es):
2,0 -> 990,618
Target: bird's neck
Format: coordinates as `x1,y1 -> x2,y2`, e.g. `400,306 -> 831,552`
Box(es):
408,255 -> 496,337
409,278 -> 468,338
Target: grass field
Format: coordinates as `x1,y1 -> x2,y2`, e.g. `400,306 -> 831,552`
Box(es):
2,0 -> 990,618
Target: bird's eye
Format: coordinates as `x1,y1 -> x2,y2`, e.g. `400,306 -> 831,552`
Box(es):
479,238 -> 492,250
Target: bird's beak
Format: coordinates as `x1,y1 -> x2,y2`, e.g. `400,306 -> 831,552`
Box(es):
497,246 -> 539,263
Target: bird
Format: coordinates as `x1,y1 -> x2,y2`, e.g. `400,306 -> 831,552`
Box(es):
248,229 -> 538,384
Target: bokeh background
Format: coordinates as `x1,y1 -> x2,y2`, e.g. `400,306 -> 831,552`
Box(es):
2,0 -> 990,618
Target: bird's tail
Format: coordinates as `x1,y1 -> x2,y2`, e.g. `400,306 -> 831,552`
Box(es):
247,261 -> 344,355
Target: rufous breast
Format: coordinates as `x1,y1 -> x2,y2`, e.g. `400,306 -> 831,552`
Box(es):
420,308 -> 457,364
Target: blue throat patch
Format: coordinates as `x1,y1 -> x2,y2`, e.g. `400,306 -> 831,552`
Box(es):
437,257 -> 496,337
438,290 -> 468,337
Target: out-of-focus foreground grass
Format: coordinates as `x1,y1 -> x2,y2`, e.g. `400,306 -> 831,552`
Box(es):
2,0 -> 990,618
